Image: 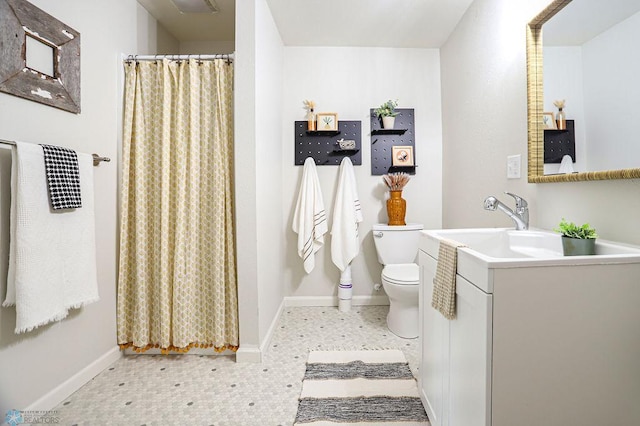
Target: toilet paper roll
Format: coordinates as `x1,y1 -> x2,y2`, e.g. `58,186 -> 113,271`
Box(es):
338,283 -> 352,300
338,298 -> 352,312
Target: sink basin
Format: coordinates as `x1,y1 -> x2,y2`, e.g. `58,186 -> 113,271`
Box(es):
426,228 -> 562,259
421,227 -> 640,293
423,227 -> 640,262
422,227 -> 640,266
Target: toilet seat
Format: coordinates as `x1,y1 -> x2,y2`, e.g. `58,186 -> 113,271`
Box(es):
382,263 -> 419,286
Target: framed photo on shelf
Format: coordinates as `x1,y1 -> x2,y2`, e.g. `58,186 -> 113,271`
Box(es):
392,145 -> 414,166
542,112 -> 557,129
316,112 -> 338,131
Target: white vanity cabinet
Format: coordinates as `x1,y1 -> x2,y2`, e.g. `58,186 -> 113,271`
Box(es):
419,251 -> 492,426
418,231 -> 640,426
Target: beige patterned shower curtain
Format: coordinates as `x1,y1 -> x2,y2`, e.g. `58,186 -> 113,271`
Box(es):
117,59 -> 238,353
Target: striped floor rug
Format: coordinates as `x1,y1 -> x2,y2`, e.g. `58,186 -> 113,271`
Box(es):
294,350 -> 429,425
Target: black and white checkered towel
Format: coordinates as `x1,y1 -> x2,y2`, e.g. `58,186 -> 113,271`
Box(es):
40,144 -> 82,210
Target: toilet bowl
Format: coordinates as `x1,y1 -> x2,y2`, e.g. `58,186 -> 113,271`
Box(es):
372,223 -> 423,339
381,263 -> 419,338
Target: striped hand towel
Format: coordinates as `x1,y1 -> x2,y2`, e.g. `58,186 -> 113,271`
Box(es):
331,157 -> 363,272
293,157 -> 328,274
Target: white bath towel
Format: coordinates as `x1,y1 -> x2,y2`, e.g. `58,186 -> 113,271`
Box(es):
331,157 -> 363,272
293,157 -> 328,274
3,142 -> 99,333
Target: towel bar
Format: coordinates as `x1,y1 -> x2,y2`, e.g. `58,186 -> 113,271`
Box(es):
0,139 -> 110,166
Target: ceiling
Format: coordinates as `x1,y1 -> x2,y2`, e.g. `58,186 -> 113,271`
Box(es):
137,0 -> 474,48
266,0 -> 474,48
136,0 -> 236,41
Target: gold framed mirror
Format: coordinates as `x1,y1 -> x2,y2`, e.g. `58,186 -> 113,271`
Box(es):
526,0 -> 640,182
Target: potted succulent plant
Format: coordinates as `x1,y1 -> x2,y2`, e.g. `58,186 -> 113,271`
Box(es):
375,99 -> 399,129
554,218 -> 598,256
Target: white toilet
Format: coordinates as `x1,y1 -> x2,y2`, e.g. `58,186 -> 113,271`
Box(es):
372,223 -> 424,339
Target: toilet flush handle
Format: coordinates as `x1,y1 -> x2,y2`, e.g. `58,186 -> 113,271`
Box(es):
373,231 -> 383,238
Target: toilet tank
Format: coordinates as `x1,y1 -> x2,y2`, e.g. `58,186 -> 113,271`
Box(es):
372,223 -> 424,265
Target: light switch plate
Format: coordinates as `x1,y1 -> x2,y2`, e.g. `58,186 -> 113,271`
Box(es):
507,154 -> 521,179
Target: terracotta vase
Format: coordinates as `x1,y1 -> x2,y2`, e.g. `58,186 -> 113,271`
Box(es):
386,190 -> 406,226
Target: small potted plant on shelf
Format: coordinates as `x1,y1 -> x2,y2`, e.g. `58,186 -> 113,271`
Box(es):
375,99 -> 399,129
554,218 -> 598,256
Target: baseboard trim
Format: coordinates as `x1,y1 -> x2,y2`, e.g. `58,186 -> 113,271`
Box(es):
235,345 -> 261,363
26,346 -> 122,411
284,295 -> 389,307
259,299 -> 285,355
236,296 -> 388,363
236,299 -> 286,364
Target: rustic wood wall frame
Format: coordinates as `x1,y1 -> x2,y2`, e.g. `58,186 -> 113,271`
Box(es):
0,0 -> 81,113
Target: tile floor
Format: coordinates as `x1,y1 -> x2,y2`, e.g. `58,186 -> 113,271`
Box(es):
53,305 -> 421,425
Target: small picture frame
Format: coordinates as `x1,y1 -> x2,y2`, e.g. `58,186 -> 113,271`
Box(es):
316,112 -> 338,131
392,146 -> 414,167
542,112 -> 557,130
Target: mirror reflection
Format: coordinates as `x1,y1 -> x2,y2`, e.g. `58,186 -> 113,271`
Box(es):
542,0 -> 640,175
25,35 -> 56,78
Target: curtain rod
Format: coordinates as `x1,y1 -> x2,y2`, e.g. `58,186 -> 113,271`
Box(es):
126,53 -> 234,62
0,139 -> 111,167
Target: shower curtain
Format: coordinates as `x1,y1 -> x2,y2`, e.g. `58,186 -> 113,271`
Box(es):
117,58 -> 238,353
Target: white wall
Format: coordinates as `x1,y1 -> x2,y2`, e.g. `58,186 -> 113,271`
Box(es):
441,0 -> 545,229
281,47 -> 443,300
582,10 -> 640,171
0,0 -> 170,415
136,3 -> 180,54
255,0 -> 285,350
441,0 -> 640,246
234,0 -> 284,362
180,40 -> 235,54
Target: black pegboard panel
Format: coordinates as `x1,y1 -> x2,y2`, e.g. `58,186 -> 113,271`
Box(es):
370,108 -> 415,175
544,119 -> 575,163
294,121 -> 361,166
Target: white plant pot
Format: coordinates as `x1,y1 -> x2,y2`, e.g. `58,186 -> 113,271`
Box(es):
382,116 -> 395,129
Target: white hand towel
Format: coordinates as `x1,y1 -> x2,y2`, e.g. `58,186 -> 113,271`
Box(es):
293,157 -> 328,274
558,154 -> 575,174
331,157 -> 363,272
3,142 -> 99,333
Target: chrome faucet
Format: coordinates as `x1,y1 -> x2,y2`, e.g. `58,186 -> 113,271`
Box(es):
483,192 -> 529,230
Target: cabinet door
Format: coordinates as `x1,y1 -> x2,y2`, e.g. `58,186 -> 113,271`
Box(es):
419,251 -> 448,426
448,275 -> 493,426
